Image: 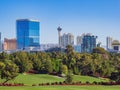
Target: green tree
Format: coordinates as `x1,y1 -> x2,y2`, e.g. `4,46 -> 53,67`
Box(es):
65,70 -> 73,84
61,64 -> 68,75
40,59 -> 53,74
92,47 -> 108,54
44,60 -> 53,73
110,72 -> 120,82
91,53 -> 114,77
77,54 -> 92,75
0,52 -> 9,61
13,52 -> 33,73
32,59 -> 42,73
0,62 -> 5,78
52,59 -> 61,73
65,45 -> 75,70
1,61 -> 19,83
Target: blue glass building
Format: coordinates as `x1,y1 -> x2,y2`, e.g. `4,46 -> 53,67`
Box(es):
81,34 -> 97,53
16,19 -> 40,50
0,32 -> 2,51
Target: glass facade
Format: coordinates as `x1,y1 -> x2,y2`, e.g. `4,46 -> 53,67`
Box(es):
113,46 -> 119,50
81,34 -> 97,53
0,32 -> 2,51
16,19 -> 40,50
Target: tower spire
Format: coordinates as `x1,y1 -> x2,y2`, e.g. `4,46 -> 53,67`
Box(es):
57,26 -> 62,47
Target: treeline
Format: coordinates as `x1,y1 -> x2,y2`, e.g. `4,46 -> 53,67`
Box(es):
0,45 -> 120,82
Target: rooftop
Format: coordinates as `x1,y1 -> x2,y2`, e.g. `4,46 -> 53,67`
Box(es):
16,19 -> 39,22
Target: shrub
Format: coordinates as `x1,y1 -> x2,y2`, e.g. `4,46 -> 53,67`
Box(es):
54,82 -> 58,85
93,81 -> 98,85
86,81 -> 90,84
72,82 -> 75,85
59,82 -> 63,85
65,73 -> 73,84
38,83 -> 42,86
32,84 -> 37,86
51,82 -> 55,85
46,82 -> 50,85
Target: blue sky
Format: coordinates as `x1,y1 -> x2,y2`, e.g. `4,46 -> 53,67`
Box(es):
0,0 -> 120,45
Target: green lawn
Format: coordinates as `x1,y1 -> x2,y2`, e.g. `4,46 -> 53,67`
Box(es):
0,74 -> 109,85
0,74 -> 64,85
73,75 -> 109,83
0,86 -> 120,90
0,74 -> 118,90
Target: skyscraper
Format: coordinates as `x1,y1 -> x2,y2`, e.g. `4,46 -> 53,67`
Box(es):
81,33 -> 97,53
0,32 -> 2,51
106,36 -> 112,50
76,34 -> 85,45
61,33 -> 74,48
3,38 -> 16,51
16,19 -> 40,50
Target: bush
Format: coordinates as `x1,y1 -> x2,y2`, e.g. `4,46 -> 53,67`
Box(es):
65,73 -> 73,84
72,82 -> 75,85
51,82 -> 55,85
86,81 -> 90,84
41,83 -> 44,86
93,81 -> 98,85
54,82 -> 58,85
59,82 -> 63,85
46,82 -> 50,85
38,83 -> 42,86
32,84 -> 37,86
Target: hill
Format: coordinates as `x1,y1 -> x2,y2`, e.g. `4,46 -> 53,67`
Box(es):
0,74 -> 109,85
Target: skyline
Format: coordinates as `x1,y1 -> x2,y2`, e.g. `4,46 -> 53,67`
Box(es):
0,0 -> 120,45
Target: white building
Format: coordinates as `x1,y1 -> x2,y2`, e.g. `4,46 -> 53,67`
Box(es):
111,40 -> 120,51
107,38 -> 120,53
106,37 -> 112,50
40,44 -> 58,51
76,34 -> 85,45
60,33 -> 74,48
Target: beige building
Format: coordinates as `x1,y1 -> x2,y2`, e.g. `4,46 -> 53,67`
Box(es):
60,33 -> 74,48
3,38 -> 16,51
112,40 -> 120,51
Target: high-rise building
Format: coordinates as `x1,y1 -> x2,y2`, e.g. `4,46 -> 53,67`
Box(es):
16,19 -> 40,50
3,38 -> 16,51
76,36 -> 82,45
106,37 -> 112,50
61,33 -> 74,48
81,33 -> 97,53
0,32 -> 2,51
76,34 -> 85,45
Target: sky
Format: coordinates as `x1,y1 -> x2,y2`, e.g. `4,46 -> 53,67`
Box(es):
0,0 -> 120,45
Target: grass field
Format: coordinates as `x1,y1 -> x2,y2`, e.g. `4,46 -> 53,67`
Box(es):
0,74 -> 119,90
0,74 -> 109,85
0,86 -> 120,90
73,75 -> 109,83
0,74 -> 64,85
